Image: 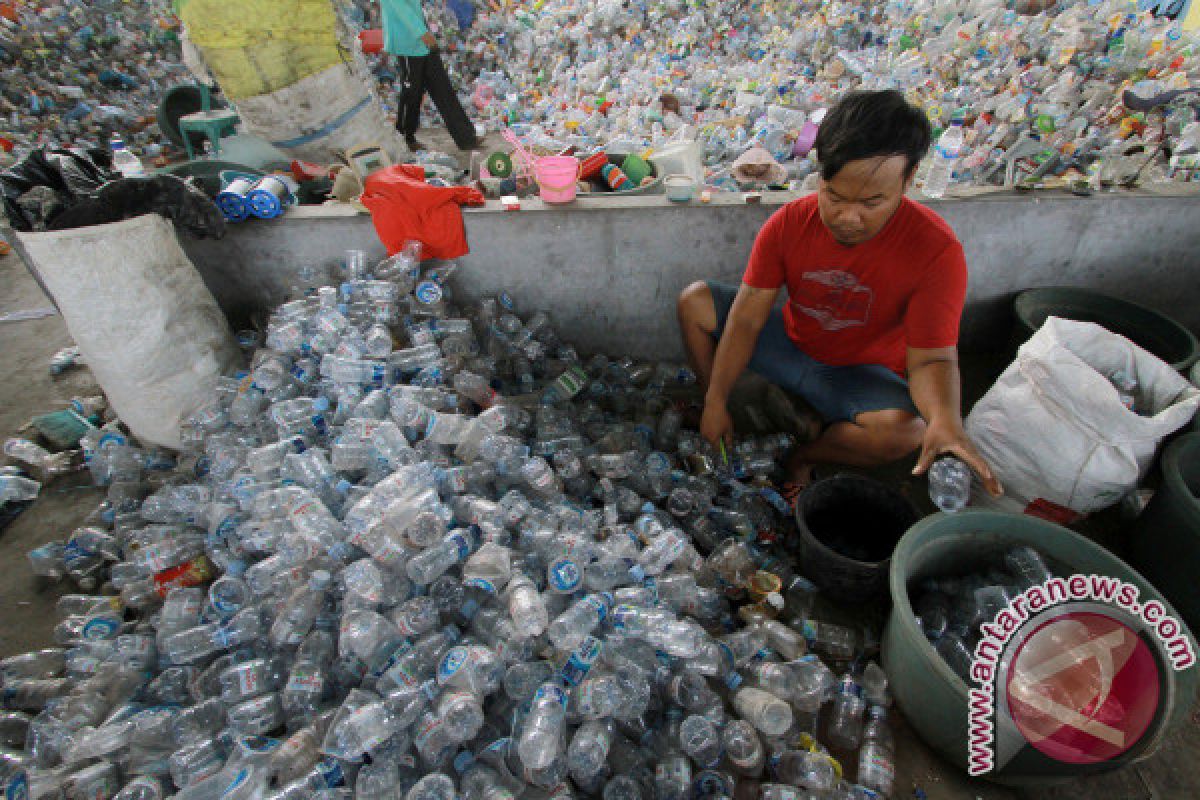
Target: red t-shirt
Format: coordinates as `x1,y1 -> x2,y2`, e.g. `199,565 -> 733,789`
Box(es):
743,194 -> 967,375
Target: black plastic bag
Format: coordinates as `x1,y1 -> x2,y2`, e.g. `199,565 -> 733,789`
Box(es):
46,174 -> 226,239
0,148 -> 113,231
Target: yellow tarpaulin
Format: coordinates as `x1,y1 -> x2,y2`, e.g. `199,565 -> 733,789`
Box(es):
175,0 -> 341,100
1184,1 -> 1200,32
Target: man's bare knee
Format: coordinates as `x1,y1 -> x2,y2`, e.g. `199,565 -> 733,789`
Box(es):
858,411 -> 925,463
677,281 -> 717,333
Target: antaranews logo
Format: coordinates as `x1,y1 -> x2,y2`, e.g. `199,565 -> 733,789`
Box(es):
965,574 -> 1195,776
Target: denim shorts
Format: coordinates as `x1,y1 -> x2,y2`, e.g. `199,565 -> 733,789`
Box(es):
706,280 -> 918,423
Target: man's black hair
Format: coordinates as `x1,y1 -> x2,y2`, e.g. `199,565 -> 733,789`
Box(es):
814,90 -> 933,181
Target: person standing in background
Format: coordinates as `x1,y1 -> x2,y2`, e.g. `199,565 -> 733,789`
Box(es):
378,0 -> 479,152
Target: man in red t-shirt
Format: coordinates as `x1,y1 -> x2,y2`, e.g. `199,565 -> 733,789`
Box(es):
677,90 -> 1001,498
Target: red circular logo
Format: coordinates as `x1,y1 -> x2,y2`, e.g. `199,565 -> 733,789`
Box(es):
1005,611 -> 1161,765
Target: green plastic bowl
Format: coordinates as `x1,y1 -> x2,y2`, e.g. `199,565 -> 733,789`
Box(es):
1015,287 -> 1200,373
884,510 -> 1198,786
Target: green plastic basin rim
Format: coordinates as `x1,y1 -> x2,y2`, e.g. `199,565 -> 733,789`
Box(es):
1160,433 -> 1200,527
1014,287 -> 1200,372
887,509 -> 1198,770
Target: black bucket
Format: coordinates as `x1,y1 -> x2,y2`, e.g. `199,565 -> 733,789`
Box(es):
794,474 -> 919,602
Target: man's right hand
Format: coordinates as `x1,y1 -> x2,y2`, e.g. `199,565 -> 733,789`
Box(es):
421,32 -> 437,48
700,399 -> 734,450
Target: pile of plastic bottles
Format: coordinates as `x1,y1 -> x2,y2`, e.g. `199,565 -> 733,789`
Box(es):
0,0 -> 187,164
913,545 -> 1056,682
5,245 -> 902,800
359,0 -> 1200,192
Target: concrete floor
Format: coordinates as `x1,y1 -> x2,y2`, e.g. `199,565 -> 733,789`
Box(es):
1,238 -> 1198,798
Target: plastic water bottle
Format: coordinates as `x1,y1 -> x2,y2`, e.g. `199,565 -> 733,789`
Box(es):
857,705 -> 896,797
923,121 -> 964,199
721,719 -> 765,775
518,682 -> 568,769
678,715 -> 722,768
732,687 -> 793,736
928,456 -> 971,513
110,135 -> 146,178
546,593 -> 613,651
826,674 -> 866,751
568,718 -> 614,786
0,474 -> 40,505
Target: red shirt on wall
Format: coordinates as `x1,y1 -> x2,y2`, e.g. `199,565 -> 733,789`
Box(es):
743,193 -> 968,376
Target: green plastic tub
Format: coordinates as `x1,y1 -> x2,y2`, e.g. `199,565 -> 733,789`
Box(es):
1015,287 -> 1200,372
1191,362 -> 1200,431
1129,434 -> 1200,633
883,510 -> 1198,786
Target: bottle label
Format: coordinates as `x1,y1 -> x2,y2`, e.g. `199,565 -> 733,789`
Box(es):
220,769 -> 249,798
81,616 -> 120,640
560,636 -> 602,686
237,669 -> 261,696
317,759 -> 344,788
6,771 -> 28,800
437,646 -> 469,683
153,556 -> 215,599
587,593 -> 613,623
285,669 -> 323,694
448,532 -> 472,561
547,558 -> 581,593
859,748 -> 894,789
413,714 -> 446,751
372,640 -> 413,679
553,366 -> 587,398
610,604 -> 637,632
533,683 -> 567,708
463,577 -> 496,594
415,281 -> 443,305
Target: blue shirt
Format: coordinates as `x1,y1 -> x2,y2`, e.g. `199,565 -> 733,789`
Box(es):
379,0 -> 430,57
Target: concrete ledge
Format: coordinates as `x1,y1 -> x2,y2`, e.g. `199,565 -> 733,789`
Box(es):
174,190 -> 1200,359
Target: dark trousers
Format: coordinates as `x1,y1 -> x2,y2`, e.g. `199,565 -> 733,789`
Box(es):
396,49 -> 477,149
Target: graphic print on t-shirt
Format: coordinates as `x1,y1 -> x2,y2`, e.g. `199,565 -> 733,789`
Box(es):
792,269 -> 873,331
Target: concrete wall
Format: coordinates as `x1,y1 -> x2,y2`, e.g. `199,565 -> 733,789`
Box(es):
174,190 -> 1200,359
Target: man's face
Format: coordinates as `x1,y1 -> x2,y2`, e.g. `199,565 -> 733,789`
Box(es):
816,154 -> 911,246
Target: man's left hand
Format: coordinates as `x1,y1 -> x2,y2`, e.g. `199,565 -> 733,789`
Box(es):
913,418 -> 1003,497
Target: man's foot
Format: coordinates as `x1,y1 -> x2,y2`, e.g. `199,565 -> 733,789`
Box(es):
779,463 -> 817,511
405,135 -> 426,152
763,383 -> 823,443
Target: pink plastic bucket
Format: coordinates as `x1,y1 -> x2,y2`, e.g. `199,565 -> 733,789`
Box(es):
535,156 -> 580,203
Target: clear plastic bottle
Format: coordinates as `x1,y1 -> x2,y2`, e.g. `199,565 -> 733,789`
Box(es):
825,674 -> 866,751
406,773 -> 456,800
567,718 -> 613,786
518,682 -> 568,769
678,714 -> 722,768
110,134 -> 146,178
732,687 -> 793,736
923,120 -> 964,199
269,570 -> 331,647
505,571 -> 548,637
547,593 -> 614,651
0,474 -> 40,505
928,456 -> 971,513
857,705 -> 896,798
407,528 -> 479,584
721,718 -> 764,775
